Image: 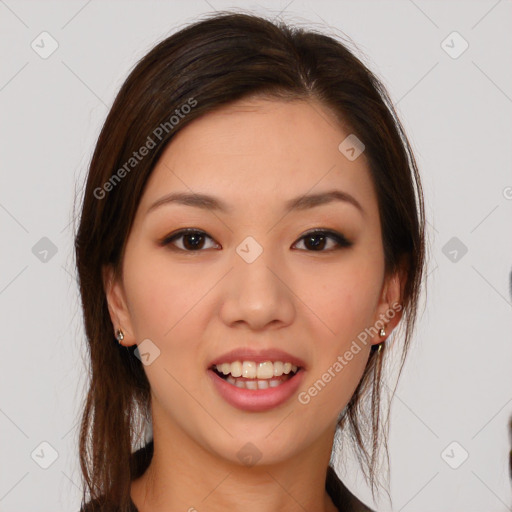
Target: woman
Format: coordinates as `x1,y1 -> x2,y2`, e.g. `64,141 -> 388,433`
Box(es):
75,11 -> 425,512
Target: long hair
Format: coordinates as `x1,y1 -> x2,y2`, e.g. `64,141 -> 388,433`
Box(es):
74,11 -> 425,511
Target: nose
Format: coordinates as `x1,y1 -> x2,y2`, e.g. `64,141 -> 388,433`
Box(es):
218,245 -> 295,331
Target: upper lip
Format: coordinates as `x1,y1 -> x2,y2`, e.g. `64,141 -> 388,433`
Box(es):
208,348 -> 307,370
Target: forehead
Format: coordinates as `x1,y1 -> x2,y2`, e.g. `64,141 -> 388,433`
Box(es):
138,98 -> 378,218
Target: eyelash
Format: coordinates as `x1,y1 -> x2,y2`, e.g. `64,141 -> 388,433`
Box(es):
160,228 -> 353,253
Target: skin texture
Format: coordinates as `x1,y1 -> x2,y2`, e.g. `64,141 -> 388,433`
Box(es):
103,98 -> 403,512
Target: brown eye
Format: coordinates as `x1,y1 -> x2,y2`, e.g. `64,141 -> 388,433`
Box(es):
161,228 -> 352,253
293,229 -> 352,252
161,229 -> 219,251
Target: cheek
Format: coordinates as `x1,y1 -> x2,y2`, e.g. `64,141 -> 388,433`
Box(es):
297,313 -> 371,426
300,257 -> 384,343
296,253 -> 383,412
123,245 -> 213,341
122,248 -> 211,406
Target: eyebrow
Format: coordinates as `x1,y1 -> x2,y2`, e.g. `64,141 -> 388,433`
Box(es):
146,189 -> 365,216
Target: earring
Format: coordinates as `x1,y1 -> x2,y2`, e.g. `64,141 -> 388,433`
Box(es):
375,327 -> 387,354
115,329 -> 125,343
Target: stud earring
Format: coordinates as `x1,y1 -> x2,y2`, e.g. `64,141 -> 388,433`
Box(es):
378,328 -> 386,337
115,329 -> 125,343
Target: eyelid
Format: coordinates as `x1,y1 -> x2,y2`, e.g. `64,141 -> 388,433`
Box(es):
159,227 -> 353,251
159,228 -> 218,249
293,228 -> 353,250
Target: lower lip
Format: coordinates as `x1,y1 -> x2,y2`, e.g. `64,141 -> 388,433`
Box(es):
207,369 -> 305,412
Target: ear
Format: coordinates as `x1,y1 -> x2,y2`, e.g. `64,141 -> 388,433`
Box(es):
102,264 -> 136,346
370,264 -> 406,347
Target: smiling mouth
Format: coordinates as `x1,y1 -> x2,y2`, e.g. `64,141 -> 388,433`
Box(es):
210,360 -> 301,390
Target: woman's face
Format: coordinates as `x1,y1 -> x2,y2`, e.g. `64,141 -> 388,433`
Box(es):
105,97 -> 402,466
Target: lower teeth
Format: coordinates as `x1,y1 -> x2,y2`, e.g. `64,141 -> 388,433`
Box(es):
225,374 -> 291,389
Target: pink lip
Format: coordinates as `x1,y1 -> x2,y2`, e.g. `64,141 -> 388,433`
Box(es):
208,348 -> 307,369
207,368 -> 305,412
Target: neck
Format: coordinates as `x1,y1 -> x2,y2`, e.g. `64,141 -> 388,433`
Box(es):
131,411 -> 339,512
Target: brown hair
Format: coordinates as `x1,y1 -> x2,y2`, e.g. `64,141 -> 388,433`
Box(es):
74,11 -> 425,510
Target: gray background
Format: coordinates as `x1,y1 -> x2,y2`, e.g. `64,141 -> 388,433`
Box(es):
1,0 -> 511,511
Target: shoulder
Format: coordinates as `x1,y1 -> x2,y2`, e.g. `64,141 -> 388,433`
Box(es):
79,498 -> 105,512
326,465 -> 377,512
79,441 -> 151,512
79,496 -> 138,512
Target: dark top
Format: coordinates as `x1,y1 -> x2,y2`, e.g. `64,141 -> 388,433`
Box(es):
81,440 -> 375,511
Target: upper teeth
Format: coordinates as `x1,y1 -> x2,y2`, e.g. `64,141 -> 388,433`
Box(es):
215,361 -> 298,379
